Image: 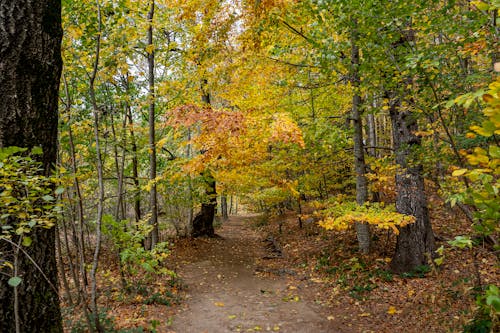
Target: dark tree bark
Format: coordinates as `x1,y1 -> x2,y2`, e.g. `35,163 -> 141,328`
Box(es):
221,195 -> 229,221
191,84 -> 217,237
389,100 -> 435,274
147,0 -> 159,249
0,1 -> 63,332
191,171 -> 216,237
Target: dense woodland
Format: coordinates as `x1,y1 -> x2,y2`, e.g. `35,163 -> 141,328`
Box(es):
0,0 -> 499,332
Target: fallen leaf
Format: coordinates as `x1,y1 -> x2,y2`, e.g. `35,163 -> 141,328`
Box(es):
387,306 -> 398,315
214,302 -> 225,307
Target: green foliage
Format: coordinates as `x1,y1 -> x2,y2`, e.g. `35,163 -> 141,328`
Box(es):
0,147 -> 61,234
448,236 -> 474,250
0,147 -> 61,273
450,77 -> 500,239
400,265 -> 431,279
464,284 -> 500,333
102,214 -> 174,279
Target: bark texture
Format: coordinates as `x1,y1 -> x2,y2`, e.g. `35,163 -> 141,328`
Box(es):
191,83 -> 217,237
0,1 -> 63,332
389,103 -> 435,273
147,0 -> 159,249
350,24 -> 370,253
191,172 -> 216,237
221,195 -> 229,221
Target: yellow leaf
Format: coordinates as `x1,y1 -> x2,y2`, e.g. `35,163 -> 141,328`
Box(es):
359,312 -> 371,317
214,302 -> 225,307
387,306 -> 398,315
145,44 -> 155,54
452,169 -> 467,177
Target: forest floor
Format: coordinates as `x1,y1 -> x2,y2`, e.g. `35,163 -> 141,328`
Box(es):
167,214 -> 339,333
67,205 -> 498,332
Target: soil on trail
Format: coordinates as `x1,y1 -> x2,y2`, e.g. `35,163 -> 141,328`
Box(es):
169,215 -> 342,333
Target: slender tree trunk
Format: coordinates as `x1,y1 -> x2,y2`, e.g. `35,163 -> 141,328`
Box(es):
126,99 -> 141,223
366,112 -> 377,158
110,111 -> 127,221
389,98 -> 435,273
88,0 -> 104,331
350,24 -> 370,253
110,110 -> 128,289
186,128 -> 194,236
63,73 -> 88,287
147,0 -> 159,249
221,195 -> 229,221
55,225 -> 73,306
0,1 -> 63,332
366,111 -> 381,202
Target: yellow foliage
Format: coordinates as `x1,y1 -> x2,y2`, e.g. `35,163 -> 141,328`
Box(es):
318,202 -> 416,235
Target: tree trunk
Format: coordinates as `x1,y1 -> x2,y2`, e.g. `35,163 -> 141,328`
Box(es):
366,111 -> 381,202
191,84 -> 217,237
147,0 -> 159,249
88,0 -> 104,330
0,1 -> 63,332
350,24 -> 370,254
389,99 -> 435,273
126,98 -> 141,223
191,171 -> 216,237
221,195 -> 229,221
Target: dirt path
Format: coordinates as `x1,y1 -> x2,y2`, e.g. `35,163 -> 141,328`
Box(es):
169,215 -> 342,333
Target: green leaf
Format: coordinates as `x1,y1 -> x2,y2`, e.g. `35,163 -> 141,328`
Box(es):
489,145 -> 500,159
433,256 -> 444,266
448,236 -> 473,249
22,236 -> 32,247
54,187 -> 65,195
42,195 -> 55,202
8,276 -> 22,287
31,146 -> 43,155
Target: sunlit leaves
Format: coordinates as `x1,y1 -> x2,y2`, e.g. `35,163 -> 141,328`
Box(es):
318,201 -> 415,234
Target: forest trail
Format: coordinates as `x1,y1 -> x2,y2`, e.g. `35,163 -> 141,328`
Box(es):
169,215 -> 343,333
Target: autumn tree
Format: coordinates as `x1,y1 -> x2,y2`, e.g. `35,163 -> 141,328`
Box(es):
0,0 -> 63,332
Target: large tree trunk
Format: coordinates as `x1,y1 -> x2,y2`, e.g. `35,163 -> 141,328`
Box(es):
191,171 -> 216,237
191,84 -> 217,238
389,101 -> 435,273
0,1 -> 63,332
